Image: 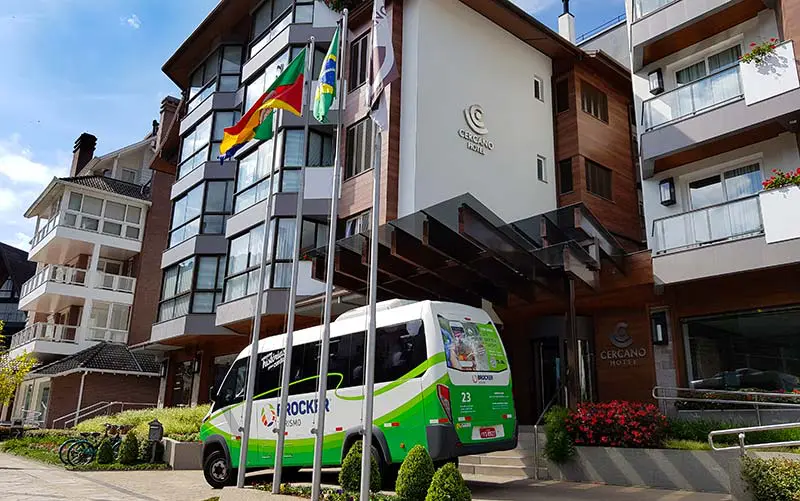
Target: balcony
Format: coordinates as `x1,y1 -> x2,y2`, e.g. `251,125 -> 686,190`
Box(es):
640,42 -> 800,178
630,0 -> 765,70
29,208 -> 143,265
8,322 -> 129,360
19,265 -> 136,312
651,194 -> 800,283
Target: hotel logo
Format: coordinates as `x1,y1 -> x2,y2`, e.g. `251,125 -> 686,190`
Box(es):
458,104 -> 494,155
609,322 -> 633,348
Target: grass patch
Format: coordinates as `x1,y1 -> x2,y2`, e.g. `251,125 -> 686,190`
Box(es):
75,405 -> 209,442
67,462 -> 170,472
664,439 -> 711,451
201,498 -> 220,501
0,433 -> 66,465
255,483 -> 397,500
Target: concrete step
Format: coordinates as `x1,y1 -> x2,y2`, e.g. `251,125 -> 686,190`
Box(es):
459,463 -> 540,478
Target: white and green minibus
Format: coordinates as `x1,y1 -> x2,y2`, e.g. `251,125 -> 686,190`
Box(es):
200,299 -> 517,488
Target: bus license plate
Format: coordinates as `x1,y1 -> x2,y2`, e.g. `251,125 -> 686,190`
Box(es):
480,427 -> 497,439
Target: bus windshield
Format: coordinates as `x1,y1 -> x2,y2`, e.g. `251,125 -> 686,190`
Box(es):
437,315 -> 508,373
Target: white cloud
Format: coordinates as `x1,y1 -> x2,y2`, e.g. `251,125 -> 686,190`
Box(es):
510,0 -> 558,14
123,14 -> 141,29
0,134 -> 65,185
9,232 -> 31,251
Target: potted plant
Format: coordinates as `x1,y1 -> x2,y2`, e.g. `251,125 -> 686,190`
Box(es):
740,38 -> 779,65
759,168 -> 800,244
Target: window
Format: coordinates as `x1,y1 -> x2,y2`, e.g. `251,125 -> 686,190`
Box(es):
555,79 -> 570,113
213,358 -> 247,411
281,128 -> 334,192
689,164 -> 761,209
170,181 -> 234,247
64,193 -> 142,239
170,184 -> 203,247
179,115 -> 212,178
344,210 -> 371,237
558,158 -> 574,194
349,33 -> 370,91
158,255 -> 226,321
537,156 -> 547,182
345,119 -> 375,179
585,160 -> 612,200
676,45 -> 742,85
202,181 -> 234,234
225,225 -> 267,301
300,219 -> 329,256
211,111 -> 241,157
186,45 -> 243,113
120,169 -> 137,184
581,81 -> 608,123
0,279 -> 13,299
294,0 -> 314,23
534,76 -> 544,101
87,302 -> 130,340
251,0 -> 294,57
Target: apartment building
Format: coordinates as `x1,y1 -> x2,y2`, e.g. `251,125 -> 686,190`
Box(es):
626,0 -> 800,394
0,243 -> 35,344
8,99 -> 179,427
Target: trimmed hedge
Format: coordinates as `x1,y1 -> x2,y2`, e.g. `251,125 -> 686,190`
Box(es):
425,463 -> 471,501
118,431 -> 139,465
396,445 -> 435,500
96,439 -> 114,464
339,440 -> 381,493
543,406 -> 575,464
741,455 -> 800,501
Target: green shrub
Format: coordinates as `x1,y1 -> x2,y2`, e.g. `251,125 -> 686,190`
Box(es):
741,455 -> 800,501
425,463 -> 471,501
667,419 -> 800,447
543,406 -> 574,463
75,405 -> 209,441
96,439 -> 114,464
138,439 -> 164,463
339,440 -> 381,493
396,445 -> 435,500
664,439 -> 711,451
118,431 -> 140,465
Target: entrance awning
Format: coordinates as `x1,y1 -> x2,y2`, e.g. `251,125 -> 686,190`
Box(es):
309,194 -> 626,308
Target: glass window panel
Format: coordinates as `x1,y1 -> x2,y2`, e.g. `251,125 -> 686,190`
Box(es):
197,257 -> 218,289
89,303 -> 110,328
724,164 -> 761,200
68,193 -> 82,211
689,175 -> 724,209
158,301 -> 173,322
126,206 -> 141,224
204,50 -> 219,83
247,269 -> 261,296
63,213 -> 77,227
275,219 -> 296,260
205,181 -> 228,212
102,221 -> 122,236
229,234 -> 250,275
225,274 -> 248,302
295,4 -> 313,23
185,185 -> 203,222
282,170 -> 301,193
81,217 -> 99,231
246,74 -> 267,114
177,258 -> 195,294
202,215 -> 226,234
221,46 -> 242,73
193,292 -> 216,313
283,130 -> 304,167
252,0 -> 274,40
219,75 -> 240,92
163,266 -> 178,299
676,61 -> 707,85
82,196 -> 103,216
213,112 -> 237,142
173,295 -> 190,318
105,201 -> 126,221
301,221 -> 316,253
273,263 -> 292,288
708,46 -> 742,72
110,304 -> 130,331
217,257 -> 227,288
237,151 -> 259,191
249,225 -> 265,268
274,0 -> 291,15
234,186 -> 257,213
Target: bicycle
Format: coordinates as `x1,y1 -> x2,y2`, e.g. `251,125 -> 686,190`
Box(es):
62,423 -> 127,466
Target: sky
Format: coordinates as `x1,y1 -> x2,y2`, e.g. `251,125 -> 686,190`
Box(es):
0,0 -> 624,251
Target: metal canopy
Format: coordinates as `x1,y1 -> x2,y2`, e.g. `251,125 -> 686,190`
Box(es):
309,194 -> 626,307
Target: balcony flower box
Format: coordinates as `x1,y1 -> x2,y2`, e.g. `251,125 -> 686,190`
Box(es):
742,41 -> 800,106
760,184 -> 800,244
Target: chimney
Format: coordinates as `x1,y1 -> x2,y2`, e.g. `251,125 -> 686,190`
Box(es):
558,0 -> 576,44
70,133 -> 97,177
156,96 -> 181,149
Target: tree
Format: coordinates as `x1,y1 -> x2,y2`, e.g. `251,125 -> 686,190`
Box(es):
0,320 -> 37,405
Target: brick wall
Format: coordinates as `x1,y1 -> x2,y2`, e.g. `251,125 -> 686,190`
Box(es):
46,372 -> 160,428
127,168 -> 173,347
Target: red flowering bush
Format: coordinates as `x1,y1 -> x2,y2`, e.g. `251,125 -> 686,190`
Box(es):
741,38 -> 779,65
763,168 -> 800,191
564,401 -> 668,449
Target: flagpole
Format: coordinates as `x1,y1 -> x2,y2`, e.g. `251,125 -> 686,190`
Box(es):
310,10 -> 348,501
272,35 -> 316,495
236,113 -> 282,489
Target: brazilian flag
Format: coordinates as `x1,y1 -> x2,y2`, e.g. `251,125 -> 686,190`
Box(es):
313,25 -> 340,123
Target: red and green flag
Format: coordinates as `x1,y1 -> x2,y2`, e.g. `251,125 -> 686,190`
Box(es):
219,48 -> 307,159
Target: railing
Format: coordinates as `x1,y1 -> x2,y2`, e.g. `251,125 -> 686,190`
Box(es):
651,195 -> 763,254
10,323 -> 78,348
532,384 -> 566,480
51,401 -> 156,429
95,271 -> 136,293
30,208 -> 143,248
19,409 -> 43,428
633,0 -> 679,21
249,9 -> 292,59
642,65 -> 743,131
576,13 -> 626,44
653,386 -> 800,426
86,327 -> 128,343
21,265 -> 87,298
709,422 -> 800,455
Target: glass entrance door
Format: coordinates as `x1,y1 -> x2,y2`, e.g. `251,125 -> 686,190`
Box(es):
532,337 -> 561,423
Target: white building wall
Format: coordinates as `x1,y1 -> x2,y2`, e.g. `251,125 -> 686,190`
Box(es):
399,0 -> 557,223
643,132 -> 800,247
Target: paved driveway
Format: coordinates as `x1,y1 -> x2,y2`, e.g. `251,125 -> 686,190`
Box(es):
0,453 -> 731,501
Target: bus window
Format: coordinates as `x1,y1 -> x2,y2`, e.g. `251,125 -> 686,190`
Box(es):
256,350 -> 284,397
375,320 -> 426,383
213,358 -> 247,411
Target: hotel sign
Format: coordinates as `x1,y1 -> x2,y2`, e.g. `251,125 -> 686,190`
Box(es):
459,105 -> 495,155
599,322 -> 647,368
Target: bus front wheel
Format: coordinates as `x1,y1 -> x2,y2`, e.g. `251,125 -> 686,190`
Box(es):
204,449 -> 235,489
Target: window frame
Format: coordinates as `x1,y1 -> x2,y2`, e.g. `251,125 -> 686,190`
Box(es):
580,80 -> 609,123
186,44 -> 244,113
250,0 -> 295,59
558,158 -> 574,195
674,44 -> 742,87
536,155 -> 547,183
533,76 -> 544,102
343,210 -> 371,238
169,180 -> 234,248
585,159 -> 613,200
555,78 -> 570,114
158,255 -> 226,322
349,32 -> 371,92
345,118 -> 375,180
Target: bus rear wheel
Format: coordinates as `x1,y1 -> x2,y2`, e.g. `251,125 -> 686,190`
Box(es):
204,449 -> 235,489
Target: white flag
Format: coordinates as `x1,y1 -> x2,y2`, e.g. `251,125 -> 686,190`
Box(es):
368,0 -> 398,132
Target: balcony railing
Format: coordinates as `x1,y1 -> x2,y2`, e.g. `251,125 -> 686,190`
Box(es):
86,327 -> 128,343
633,0 -> 680,20
642,65 -> 743,131
10,323 -> 78,348
652,195 -> 764,254
30,208 -> 143,248
95,271 -> 136,293
21,265 -> 87,297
